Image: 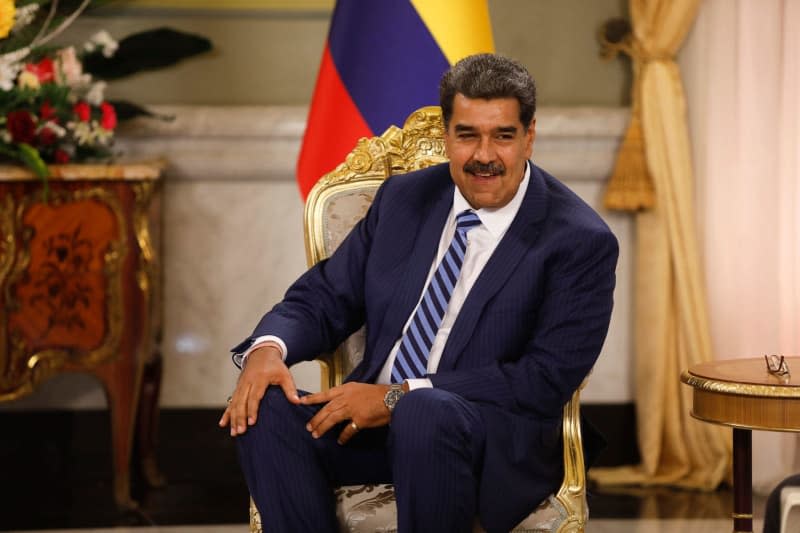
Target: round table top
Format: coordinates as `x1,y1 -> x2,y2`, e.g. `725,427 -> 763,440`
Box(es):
682,357 -> 800,398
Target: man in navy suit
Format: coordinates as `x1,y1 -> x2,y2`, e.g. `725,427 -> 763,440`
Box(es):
220,53 -> 618,533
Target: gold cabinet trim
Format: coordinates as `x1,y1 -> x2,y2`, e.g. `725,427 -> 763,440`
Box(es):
0,162 -> 164,182
132,181 -> 160,366
0,187 -> 128,400
0,195 -> 16,384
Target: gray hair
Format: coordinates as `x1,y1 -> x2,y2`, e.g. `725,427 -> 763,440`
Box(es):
439,53 -> 536,129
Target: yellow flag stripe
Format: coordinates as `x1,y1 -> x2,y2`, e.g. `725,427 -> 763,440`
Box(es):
410,0 -> 495,65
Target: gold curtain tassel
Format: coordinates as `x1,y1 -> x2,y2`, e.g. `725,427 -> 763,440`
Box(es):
603,112 -> 656,211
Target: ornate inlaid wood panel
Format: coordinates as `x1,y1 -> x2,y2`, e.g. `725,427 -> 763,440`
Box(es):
0,162 -> 164,509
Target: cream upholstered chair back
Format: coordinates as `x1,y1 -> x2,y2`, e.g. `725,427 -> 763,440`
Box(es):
304,106 -> 449,389
249,106 -> 589,533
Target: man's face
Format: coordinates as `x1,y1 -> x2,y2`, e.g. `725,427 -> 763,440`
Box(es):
444,93 -> 535,210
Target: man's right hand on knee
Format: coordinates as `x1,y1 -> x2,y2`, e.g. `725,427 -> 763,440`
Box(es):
219,344 -> 300,436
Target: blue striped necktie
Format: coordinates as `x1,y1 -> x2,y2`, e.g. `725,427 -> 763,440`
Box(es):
391,210 -> 482,383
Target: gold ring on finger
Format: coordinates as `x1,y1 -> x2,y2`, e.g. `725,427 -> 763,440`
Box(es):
350,421 -> 359,432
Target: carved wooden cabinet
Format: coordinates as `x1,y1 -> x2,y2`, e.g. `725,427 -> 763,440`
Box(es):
0,162 -> 164,508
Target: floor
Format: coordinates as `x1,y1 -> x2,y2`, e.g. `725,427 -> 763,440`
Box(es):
1,519 -> 770,533
3,521 -> 774,533
0,409 -> 772,533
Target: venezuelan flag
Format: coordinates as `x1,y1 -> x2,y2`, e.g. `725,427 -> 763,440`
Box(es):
296,0 -> 494,199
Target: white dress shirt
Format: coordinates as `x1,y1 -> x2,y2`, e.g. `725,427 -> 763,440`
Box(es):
241,163 -> 531,388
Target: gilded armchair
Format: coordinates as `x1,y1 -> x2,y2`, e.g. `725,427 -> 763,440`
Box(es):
249,106 -> 589,533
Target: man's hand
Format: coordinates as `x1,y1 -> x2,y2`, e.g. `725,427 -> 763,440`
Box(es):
301,383 -> 392,445
218,344 -> 299,436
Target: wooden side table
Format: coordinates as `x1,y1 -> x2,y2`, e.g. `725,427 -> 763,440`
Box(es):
682,357 -> 800,533
0,162 -> 165,509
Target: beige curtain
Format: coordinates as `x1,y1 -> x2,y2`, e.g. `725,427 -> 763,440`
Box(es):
591,0 -> 731,489
681,0 -> 800,494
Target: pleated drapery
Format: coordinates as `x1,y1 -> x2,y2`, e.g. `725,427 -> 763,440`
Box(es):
591,0 -> 731,489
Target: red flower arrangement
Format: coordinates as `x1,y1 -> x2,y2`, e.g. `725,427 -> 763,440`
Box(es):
0,34 -> 121,177
0,0 -> 211,185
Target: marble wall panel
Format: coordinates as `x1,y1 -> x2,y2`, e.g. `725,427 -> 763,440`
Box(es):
158,180 -> 309,407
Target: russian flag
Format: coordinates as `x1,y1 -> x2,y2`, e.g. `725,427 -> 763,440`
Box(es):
296,0 -> 495,199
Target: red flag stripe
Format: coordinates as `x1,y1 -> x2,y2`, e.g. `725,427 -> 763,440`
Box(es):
296,44 -> 372,199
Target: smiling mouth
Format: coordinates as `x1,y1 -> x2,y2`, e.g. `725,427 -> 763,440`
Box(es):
470,173 -> 499,182
464,162 -> 505,178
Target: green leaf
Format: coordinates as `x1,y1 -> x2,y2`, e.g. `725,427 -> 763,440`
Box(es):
18,143 -> 50,201
109,99 -> 175,122
82,28 -> 212,80
18,143 -> 48,177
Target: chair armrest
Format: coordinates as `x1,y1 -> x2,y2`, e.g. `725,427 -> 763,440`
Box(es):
555,386 -> 588,532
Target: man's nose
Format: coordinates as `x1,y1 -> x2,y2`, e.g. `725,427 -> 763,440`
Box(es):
473,137 -> 495,162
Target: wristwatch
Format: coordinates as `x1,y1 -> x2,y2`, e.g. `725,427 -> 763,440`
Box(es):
383,383 -> 405,413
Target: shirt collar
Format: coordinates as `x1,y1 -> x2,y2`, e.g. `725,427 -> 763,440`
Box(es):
452,161 -> 531,239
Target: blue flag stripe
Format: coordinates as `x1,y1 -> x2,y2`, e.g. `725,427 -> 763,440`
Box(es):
328,0 -> 449,135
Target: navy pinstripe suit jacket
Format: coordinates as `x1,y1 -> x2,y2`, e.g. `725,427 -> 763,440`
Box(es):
244,161 -> 618,531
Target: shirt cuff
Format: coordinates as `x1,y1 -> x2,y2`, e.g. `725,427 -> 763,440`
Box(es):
240,335 -> 288,369
405,378 -> 433,390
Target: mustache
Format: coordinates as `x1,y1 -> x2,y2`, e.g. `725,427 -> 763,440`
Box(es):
463,161 -> 505,176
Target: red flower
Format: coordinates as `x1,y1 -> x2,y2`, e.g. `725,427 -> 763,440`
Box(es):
100,102 -> 117,130
7,110 -> 37,144
24,58 -> 56,83
73,101 -> 91,122
38,125 -> 57,146
39,101 -> 57,122
54,149 -> 70,164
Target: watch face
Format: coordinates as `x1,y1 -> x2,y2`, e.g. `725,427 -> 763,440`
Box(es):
385,387 -> 404,411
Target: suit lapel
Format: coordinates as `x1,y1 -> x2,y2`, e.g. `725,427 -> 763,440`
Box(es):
438,163 -> 549,372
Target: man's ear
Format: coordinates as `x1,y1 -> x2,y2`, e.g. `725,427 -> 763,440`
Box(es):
525,119 -> 536,158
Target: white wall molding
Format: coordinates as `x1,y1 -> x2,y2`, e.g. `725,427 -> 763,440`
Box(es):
116,105 -> 629,183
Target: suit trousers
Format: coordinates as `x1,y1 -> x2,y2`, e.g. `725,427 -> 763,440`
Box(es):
237,386 -> 487,533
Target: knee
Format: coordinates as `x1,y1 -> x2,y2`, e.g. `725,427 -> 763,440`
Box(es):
237,387 -> 300,449
390,388 -> 483,453
392,388 -> 459,427
259,386 -> 294,419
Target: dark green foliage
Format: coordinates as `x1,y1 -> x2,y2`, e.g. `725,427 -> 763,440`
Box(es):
82,28 -> 212,80
107,99 -> 175,121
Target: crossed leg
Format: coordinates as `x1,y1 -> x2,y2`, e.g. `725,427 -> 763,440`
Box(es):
237,386 -> 486,533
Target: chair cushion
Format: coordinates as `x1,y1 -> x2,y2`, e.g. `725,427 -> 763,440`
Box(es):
334,484 -> 572,533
